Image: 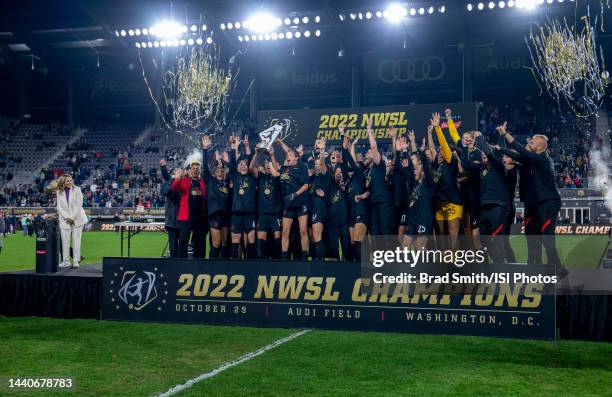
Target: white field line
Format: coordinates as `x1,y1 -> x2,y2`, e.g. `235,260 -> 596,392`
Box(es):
154,329 -> 311,397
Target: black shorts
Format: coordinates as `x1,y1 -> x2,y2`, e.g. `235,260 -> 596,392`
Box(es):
283,205 -> 309,219
209,211 -> 229,229
231,213 -> 256,234
405,223 -> 433,237
257,214 -> 282,233
350,214 -> 369,228
537,199 -> 561,236
310,207 -> 327,225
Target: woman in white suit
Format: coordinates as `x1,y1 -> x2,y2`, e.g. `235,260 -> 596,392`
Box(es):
53,174 -> 88,268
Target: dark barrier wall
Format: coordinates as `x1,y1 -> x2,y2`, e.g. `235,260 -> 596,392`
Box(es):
103,258 -> 555,340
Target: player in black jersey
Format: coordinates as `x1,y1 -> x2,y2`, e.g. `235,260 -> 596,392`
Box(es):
251,147 -> 283,259
457,131 -> 482,249
228,135 -> 257,259
364,116 -> 395,236
461,131 -> 508,263
390,128 -> 414,243
201,135 -> 230,258
326,167 -> 350,260
341,130 -> 369,261
497,123 -> 563,271
402,129 -> 434,250
276,139 -> 310,259
308,152 -> 331,260
431,112 -> 464,250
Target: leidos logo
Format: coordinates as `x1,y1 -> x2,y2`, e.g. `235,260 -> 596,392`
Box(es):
109,267 -> 169,312
292,69 -> 338,86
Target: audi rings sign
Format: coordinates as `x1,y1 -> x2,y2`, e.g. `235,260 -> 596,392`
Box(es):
377,57 -> 446,83
364,52 -> 460,88
258,102 -> 477,145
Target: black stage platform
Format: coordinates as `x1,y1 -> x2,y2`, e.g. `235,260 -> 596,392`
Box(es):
0,265 -> 102,319
0,264 -> 609,341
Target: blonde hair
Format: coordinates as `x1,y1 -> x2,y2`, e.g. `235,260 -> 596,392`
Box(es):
47,174 -> 73,192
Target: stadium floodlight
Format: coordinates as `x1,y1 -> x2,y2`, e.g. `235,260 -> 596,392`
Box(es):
410,8 -> 417,15
376,10 -> 383,17
257,34 -> 264,40
295,31 -> 301,38
147,42 -> 153,48
516,0 -> 538,8
235,22 -> 241,29
244,35 -> 250,41
339,14 -> 345,21
478,2 -> 485,10
279,32 -> 285,39
142,28 -> 148,35
115,30 -> 119,36
227,23 -> 233,29
508,0 -> 515,6
315,15 -> 321,23
315,29 -> 321,36
238,35 -> 243,41
141,41 -> 147,47
272,32 -> 278,39
135,42 -> 140,48
153,41 -> 159,47
202,24 -> 207,31
128,29 -> 134,36
264,33 -> 271,40
547,0 -> 553,3
190,25 -> 197,32
286,31 -> 293,39
120,30 -> 127,36
384,4 -> 408,22
195,38 -> 203,45
187,38 -> 194,45
350,13 -> 356,20
220,23 -> 226,30
302,16 -> 309,23
160,40 -> 166,47
304,30 -> 311,37
284,17 -> 291,25
418,7 -> 425,14
499,1 -> 506,8
358,12 -> 363,20
467,3 -> 473,11
439,5 -> 446,13
489,1 -> 495,8
293,17 -> 300,24
365,11 -> 372,19
247,12 -> 281,33
151,21 -> 183,39
179,39 -> 186,45
206,37 -> 213,44
135,29 -> 141,35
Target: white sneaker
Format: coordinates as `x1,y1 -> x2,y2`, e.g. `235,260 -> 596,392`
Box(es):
72,262 -> 80,268
59,262 -> 71,268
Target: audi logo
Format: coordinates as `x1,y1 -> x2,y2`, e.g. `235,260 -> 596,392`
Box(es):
377,57 -> 446,83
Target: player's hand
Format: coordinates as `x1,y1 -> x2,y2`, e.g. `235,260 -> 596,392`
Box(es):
366,116 -> 373,131
283,193 -> 296,206
338,125 -> 345,135
491,145 -> 501,151
343,135 -> 350,150
159,159 -> 167,167
444,108 -> 452,119
430,113 -> 440,127
496,122 -> 508,135
474,131 -> 482,138
388,125 -> 398,138
351,137 -> 359,148
296,144 -> 304,156
316,189 -> 324,197
222,152 -> 229,163
427,124 -> 433,135
173,168 -> 184,179
408,130 -> 415,143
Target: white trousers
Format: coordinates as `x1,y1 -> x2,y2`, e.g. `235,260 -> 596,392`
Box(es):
60,225 -> 83,264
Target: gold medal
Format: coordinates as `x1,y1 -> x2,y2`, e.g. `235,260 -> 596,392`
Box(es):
239,188 -> 245,195
264,188 -> 271,195
481,169 -> 488,177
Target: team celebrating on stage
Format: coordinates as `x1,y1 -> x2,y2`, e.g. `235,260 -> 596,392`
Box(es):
160,108 -> 562,269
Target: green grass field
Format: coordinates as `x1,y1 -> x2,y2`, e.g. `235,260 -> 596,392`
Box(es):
0,316 -> 611,397
1,232 -> 611,396
0,231 -> 608,272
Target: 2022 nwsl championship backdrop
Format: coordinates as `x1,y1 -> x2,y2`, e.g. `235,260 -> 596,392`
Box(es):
1,0 -> 611,396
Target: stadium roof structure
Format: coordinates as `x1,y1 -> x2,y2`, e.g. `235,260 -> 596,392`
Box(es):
1,0 -> 609,75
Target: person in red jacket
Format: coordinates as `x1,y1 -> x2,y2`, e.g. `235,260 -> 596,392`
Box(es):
172,160 -> 208,258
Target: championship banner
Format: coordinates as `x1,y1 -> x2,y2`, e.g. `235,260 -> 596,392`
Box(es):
102,258 -> 556,340
258,102 -> 477,146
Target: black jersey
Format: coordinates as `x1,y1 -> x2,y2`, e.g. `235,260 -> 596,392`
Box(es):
188,178 -> 204,220
365,160 -> 393,204
433,155 -> 463,206
407,152 -> 434,227
230,152 -> 257,213
280,162 -> 309,208
328,181 -> 349,226
309,173 -> 331,214
202,149 -> 230,215
341,148 -> 368,218
462,136 -> 508,207
257,174 -> 282,215
459,147 -> 481,207
502,141 -> 559,202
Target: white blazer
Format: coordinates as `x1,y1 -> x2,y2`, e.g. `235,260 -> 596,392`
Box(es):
56,186 -> 88,229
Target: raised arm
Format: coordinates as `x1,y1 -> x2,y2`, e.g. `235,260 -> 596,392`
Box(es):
426,125 -> 437,161
249,149 -> 259,178
432,112 -> 451,163
497,122 -> 539,164
159,159 -> 171,181
366,116 -> 382,165
269,146 -> 280,170
445,108 -> 461,145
